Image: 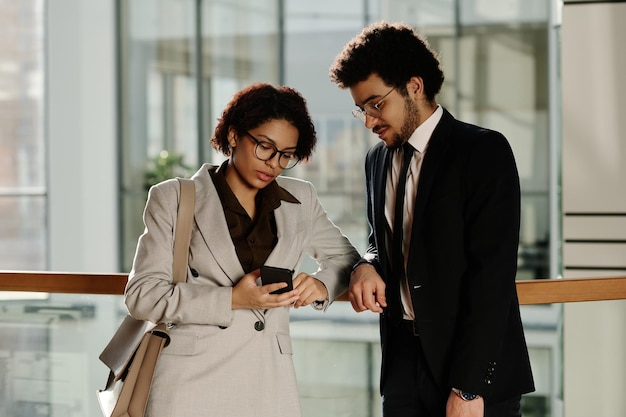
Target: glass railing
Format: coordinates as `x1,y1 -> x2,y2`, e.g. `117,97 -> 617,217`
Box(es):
0,272 -> 624,417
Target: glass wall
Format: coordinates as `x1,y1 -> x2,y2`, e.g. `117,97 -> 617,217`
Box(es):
119,0 -> 282,269
119,0 -> 554,279
0,0 -> 47,271
118,1 -> 559,416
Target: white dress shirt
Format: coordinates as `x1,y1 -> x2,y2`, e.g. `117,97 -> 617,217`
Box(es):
385,105 -> 443,320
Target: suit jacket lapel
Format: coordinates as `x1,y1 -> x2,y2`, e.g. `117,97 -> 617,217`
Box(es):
372,145 -> 392,274
409,109 -> 454,260
264,201 -> 302,270
192,165 -> 244,284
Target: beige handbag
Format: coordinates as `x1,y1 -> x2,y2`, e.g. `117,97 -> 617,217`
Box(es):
97,178 -> 195,417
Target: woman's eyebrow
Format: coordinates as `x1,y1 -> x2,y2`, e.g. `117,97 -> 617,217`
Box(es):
256,133 -> 297,150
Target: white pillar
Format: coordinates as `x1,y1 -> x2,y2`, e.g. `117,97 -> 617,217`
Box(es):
47,0 -> 118,272
561,3 -> 626,416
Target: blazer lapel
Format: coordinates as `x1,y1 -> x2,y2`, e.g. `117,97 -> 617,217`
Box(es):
372,145 -> 392,274
264,201 -> 303,270
408,109 -> 454,261
192,165 -> 244,284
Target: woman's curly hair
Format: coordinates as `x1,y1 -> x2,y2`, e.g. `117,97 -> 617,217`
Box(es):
329,21 -> 444,101
211,83 -> 316,159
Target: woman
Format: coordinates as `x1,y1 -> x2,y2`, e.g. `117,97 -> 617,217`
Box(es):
125,83 -> 360,417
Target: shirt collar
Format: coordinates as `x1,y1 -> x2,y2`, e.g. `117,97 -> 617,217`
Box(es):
406,104 -> 443,153
264,176 -> 301,205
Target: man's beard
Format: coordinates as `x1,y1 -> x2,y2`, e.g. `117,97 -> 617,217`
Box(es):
390,96 -> 420,148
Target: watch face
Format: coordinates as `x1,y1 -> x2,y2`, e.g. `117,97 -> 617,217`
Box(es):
461,391 -> 478,401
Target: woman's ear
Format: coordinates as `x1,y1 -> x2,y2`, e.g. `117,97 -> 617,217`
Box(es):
228,128 -> 237,148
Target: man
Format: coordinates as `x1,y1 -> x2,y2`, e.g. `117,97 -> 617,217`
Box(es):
329,22 -> 535,417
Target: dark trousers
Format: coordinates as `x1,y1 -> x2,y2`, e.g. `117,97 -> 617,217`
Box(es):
381,320 -> 522,417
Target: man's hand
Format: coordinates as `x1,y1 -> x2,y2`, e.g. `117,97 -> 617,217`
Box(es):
348,263 -> 386,313
446,390 -> 484,417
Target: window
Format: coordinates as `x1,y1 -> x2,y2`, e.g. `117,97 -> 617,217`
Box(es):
0,0 -> 47,271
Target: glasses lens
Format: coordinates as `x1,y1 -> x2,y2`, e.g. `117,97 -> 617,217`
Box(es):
364,103 -> 382,119
352,109 -> 366,123
254,140 -> 299,169
280,156 -> 299,169
254,142 -> 276,161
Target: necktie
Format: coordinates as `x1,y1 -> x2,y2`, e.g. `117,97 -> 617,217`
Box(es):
389,142 -> 414,324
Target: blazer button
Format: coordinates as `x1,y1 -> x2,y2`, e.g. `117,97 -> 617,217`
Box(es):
190,268 -> 199,277
219,325 -> 227,330
254,321 -> 265,331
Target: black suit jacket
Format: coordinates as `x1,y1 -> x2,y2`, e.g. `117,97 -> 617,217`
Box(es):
362,108 -> 535,402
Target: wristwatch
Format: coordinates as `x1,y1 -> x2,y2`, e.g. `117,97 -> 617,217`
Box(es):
452,388 -> 480,401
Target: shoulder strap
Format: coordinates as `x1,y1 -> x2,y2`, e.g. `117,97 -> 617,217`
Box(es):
172,178 -> 195,283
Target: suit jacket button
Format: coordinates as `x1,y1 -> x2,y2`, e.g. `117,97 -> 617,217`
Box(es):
219,325 -> 227,330
254,321 -> 265,331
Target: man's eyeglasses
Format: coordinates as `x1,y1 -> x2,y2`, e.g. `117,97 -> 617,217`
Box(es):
245,131 -> 300,169
352,87 -> 395,123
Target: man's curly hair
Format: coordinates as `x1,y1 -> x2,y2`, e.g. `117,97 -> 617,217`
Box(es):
329,21 -> 444,101
211,83 -> 316,159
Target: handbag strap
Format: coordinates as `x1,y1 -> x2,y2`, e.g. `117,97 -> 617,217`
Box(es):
172,178 -> 195,284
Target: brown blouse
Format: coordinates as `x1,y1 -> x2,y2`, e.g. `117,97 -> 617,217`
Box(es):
209,162 -> 300,273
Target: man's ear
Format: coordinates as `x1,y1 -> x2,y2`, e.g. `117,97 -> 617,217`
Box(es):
407,76 -> 424,98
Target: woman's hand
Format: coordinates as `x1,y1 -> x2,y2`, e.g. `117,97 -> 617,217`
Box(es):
231,269 -> 299,310
292,273 -> 328,308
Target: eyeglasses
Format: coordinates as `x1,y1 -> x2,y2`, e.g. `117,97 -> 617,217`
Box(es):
245,131 -> 300,169
352,87 -> 395,123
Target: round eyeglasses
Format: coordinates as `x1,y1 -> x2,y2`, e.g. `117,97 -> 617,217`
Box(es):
351,87 -> 395,123
245,131 -> 300,169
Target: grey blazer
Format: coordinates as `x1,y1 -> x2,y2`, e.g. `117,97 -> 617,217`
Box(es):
125,164 -> 360,417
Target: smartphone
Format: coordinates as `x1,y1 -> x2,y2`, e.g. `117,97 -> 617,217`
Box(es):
260,265 -> 294,294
